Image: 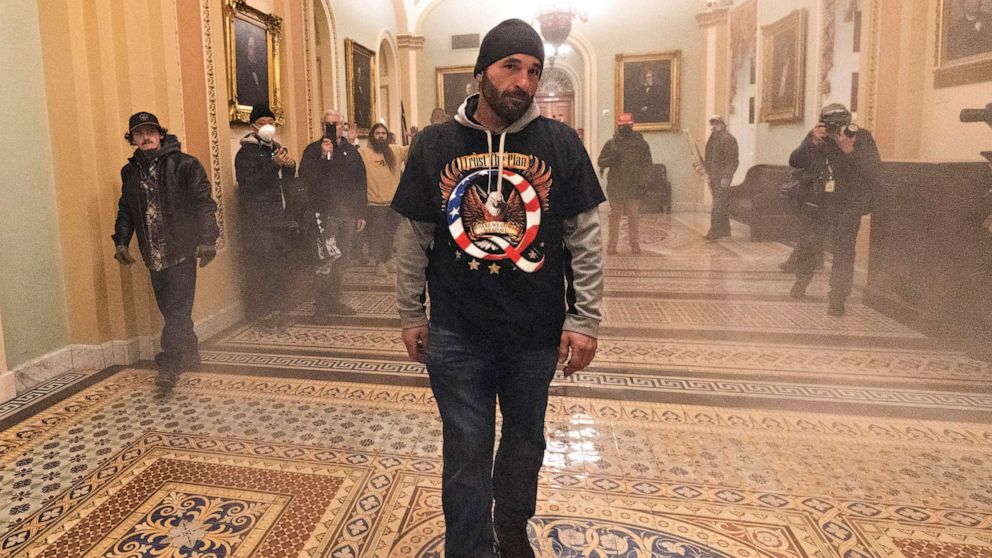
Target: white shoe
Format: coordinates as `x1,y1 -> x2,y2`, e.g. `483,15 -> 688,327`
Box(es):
384,259 -> 397,273
375,262 -> 387,276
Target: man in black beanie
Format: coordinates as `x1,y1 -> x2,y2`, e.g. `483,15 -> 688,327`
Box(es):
235,103 -> 297,332
391,18 -> 605,558
113,112 -> 219,398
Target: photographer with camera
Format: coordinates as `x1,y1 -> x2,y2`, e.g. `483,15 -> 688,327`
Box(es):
788,103 -> 881,316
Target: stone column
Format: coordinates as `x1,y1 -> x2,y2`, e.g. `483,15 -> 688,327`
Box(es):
695,8 -> 729,211
396,33 -> 425,133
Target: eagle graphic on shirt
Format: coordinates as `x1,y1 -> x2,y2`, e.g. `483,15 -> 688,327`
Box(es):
439,153 -> 552,272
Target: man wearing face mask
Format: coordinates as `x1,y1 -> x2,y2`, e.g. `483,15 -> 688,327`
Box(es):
699,115 -> 739,241
113,112 -> 218,397
299,109 -> 368,321
234,103 -> 297,332
598,112 -> 653,255
391,19 -> 604,557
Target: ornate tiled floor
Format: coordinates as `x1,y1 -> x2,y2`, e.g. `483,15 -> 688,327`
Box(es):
2,212 -> 990,557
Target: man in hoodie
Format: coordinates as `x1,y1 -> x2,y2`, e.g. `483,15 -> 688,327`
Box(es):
299,109 -> 368,320
113,111 -> 218,396
699,115 -> 740,241
234,103 -> 297,332
359,122 -> 408,275
391,19 -> 605,558
598,112 -> 653,254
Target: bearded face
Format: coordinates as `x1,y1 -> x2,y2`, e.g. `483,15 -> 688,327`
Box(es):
481,72 -> 534,124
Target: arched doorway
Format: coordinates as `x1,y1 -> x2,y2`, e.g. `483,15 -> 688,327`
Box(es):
312,0 -> 337,114
536,68 -> 575,128
378,35 -> 400,135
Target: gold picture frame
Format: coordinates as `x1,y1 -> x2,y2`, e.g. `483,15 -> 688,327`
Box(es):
615,51 -> 681,132
436,65 -> 478,120
934,0 -> 992,88
345,39 -> 377,137
223,0 -> 283,124
760,9 -> 806,123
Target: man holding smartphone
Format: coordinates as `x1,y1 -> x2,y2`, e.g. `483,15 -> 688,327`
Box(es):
235,103 -> 297,332
299,110 -> 368,321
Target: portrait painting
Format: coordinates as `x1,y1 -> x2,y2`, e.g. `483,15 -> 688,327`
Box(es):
935,0 -> 992,87
223,0 -> 283,123
615,51 -> 681,132
436,66 -> 478,120
346,39 -> 377,136
760,9 -> 806,123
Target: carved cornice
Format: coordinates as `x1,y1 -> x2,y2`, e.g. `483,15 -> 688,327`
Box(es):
396,33 -> 425,50
696,8 -> 729,27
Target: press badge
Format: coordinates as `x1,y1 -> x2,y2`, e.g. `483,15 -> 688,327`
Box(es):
824,179 -> 836,193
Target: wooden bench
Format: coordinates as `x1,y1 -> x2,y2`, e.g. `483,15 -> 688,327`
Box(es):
726,164 -> 798,241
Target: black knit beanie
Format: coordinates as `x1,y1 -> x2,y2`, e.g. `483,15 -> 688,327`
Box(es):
249,103 -> 275,123
474,19 -> 545,77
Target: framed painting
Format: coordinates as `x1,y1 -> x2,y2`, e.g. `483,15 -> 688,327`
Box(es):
436,66 -> 478,120
223,0 -> 283,123
345,39 -> 377,136
615,51 -> 681,132
760,9 -> 807,123
934,0 -> 992,88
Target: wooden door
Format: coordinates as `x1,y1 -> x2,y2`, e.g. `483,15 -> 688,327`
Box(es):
536,94 -> 575,128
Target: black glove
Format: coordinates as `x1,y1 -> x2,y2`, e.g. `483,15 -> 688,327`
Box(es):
114,245 -> 135,265
196,244 -> 216,268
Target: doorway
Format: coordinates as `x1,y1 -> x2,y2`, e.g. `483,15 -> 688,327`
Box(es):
535,68 -> 575,128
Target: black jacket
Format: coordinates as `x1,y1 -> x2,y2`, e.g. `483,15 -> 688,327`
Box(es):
298,139 -> 368,217
704,129 -> 739,184
113,135 -> 219,266
597,130 -> 653,198
789,128 -> 881,214
235,133 -> 295,226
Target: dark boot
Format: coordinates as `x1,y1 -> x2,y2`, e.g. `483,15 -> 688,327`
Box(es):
827,298 -> 846,317
628,213 -> 641,254
790,279 -> 810,299
495,523 -> 535,558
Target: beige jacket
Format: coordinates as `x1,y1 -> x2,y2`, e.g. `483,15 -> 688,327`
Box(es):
359,144 -> 408,205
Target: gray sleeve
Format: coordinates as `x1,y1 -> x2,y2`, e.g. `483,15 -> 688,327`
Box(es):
562,206 -> 604,338
394,218 -> 435,328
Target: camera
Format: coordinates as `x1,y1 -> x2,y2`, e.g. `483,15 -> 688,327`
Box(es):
960,102 -> 992,128
821,121 -> 859,138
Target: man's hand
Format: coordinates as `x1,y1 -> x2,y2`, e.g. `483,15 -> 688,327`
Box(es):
832,131 -> 856,154
558,331 -> 598,377
114,245 -> 135,265
811,123 -> 828,145
356,219 -> 367,233
274,148 -> 295,168
401,325 -> 429,364
196,244 -> 216,268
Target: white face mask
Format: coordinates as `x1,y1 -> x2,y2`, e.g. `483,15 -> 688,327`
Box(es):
257,124 -> 276,143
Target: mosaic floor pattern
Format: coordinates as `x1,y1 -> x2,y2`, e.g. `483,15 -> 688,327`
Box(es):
5,212 -> 991,556
2,370 -> 991,557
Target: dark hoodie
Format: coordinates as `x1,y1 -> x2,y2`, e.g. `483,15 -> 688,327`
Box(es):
391,94 -> 606,348
113,134 -> 219,268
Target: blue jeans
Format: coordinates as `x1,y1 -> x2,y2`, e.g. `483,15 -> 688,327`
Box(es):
426,325 -> 558,558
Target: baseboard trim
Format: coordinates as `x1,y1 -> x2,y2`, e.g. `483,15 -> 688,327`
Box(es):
9,302 -> 244,398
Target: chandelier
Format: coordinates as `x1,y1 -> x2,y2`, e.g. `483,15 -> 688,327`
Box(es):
535,2 -> 590,65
